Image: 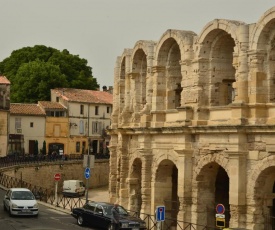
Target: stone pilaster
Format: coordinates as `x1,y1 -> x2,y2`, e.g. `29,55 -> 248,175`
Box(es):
174,149 -> 193,227
139,149 -> 153,216
232,25 -> 249,104
226,150 -> 247,227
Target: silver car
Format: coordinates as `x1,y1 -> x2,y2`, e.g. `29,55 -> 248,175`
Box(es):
3,188 -> 39,216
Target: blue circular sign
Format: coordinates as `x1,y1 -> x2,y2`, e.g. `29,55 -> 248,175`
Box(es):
216,204 -> 225,214
84,167 -> 91,179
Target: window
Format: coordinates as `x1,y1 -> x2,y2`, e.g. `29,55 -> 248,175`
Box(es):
30,122 -> 33,128
92,121 -> 102,134
76,142 -> 80,152
107,106 -> 110,114
79,120 -> 84,134
95,106 -> 99,115
56,97 -> 59,102
15,118 -> 21,129
80,105 -> 84,115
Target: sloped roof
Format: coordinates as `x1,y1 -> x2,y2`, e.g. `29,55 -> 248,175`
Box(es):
38,101 -> 67,110
10,103 -> 45,116
52,88 -> 113,104
0,76 -> 10,84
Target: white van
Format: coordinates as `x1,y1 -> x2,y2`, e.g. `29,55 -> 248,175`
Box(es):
62,180 -> 85,197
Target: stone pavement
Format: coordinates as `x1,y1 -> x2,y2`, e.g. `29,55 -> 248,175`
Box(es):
88,185 -> 109,202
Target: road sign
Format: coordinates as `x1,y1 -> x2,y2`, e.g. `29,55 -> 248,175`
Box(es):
54,173 -> 61,181
156,206 -> 165,222
216,203 -> 225,214
215,213 -> 225,218
84,167 -> 91,179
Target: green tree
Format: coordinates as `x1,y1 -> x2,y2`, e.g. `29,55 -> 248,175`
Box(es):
0,45 -> 99,103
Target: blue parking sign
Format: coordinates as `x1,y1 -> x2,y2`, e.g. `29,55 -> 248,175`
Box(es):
156,206 -> 165,221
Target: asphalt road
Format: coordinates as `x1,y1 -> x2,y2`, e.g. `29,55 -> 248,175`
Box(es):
0,188 -> 93,230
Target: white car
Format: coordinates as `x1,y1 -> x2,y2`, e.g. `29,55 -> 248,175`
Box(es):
3,188 -> 39,216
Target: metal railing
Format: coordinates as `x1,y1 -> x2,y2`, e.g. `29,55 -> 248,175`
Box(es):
0,153 -> 110,168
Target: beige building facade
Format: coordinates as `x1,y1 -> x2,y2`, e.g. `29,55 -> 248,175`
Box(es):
0,76 -> 10,157
109,7 -> 275,229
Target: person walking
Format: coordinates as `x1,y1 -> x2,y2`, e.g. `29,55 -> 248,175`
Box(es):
111,203 -> 120,230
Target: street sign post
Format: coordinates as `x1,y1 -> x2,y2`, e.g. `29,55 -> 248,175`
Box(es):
84,167 -> 91,179
54,173 -> 61,205
156,206 -> 165,221
54,173 -> 61,181
216,203 -> 225,214
215,204 -> 225,228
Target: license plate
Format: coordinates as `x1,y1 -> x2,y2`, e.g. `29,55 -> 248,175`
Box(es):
22,209 -> 30,212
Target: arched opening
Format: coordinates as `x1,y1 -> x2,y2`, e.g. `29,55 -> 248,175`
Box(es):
157,38 -> 182,110
196,163 -> 229,228
253,166 -> 275,229
128,158 -> 142,213
154,159 -> 178,228
132,49 -> 147,113
199,29 -> 236,107
257,18 -> 275,103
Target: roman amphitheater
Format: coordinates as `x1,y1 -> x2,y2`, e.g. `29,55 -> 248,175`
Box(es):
109,6 -> 275,230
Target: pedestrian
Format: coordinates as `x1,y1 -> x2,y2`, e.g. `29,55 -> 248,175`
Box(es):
111,203 -> 120,230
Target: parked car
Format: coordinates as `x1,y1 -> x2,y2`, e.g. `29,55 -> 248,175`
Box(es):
62,179 -> 85,197
71,201 -> 147,230
3,188 -> 39,216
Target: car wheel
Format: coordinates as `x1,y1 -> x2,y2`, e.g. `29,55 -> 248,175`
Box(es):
77,215 -> 84,226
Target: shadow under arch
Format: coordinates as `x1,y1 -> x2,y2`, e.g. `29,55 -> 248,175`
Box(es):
154,159 -> 178,229
128,157 -> 142,213
193,162 -> 230,228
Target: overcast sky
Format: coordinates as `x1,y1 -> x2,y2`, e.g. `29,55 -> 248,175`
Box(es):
0,1 -> 274,88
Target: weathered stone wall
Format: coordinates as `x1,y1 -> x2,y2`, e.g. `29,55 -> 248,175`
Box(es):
1,160 -> 109,191
109,6 -> 275,230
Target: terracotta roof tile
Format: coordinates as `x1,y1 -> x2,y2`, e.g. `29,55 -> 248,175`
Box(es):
10,103 -> 45,116
0,76 -> 10,84
38,101 -> 67,110
52,88 -> 113,104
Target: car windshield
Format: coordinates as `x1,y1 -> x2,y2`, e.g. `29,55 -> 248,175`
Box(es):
11,191 -> 35,200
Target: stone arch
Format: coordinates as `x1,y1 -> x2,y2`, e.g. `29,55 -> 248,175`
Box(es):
247,155 -> 275,229
129,41 -> 156,117
192,154 -> 230,227
196,19 -> 245,107
152,152 -> 178,228
250,7 -> 275,103
153,30 -> 196,110
128,157 -> 142,213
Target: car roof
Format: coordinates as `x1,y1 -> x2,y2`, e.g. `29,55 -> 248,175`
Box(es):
9,188 -> 31,192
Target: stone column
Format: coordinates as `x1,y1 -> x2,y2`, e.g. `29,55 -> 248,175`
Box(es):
139,149 -> 153,215
233,24 -> 249,104
174,149 -> 193,228
108,138 -> 118,204
151,66 -> 166,127
226,150 -> 247,228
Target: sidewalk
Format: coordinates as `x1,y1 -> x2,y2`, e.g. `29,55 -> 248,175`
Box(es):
88,185 -> 109,202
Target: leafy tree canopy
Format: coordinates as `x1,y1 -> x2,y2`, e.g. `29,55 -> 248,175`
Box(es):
0,45 -> 99,103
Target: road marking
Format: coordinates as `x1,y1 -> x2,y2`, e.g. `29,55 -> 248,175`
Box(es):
47,209 -> 68,215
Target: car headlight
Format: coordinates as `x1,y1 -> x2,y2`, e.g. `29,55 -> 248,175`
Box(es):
121,223 -> 129,228
11,203 -> 18,208
33,203 -> 39,208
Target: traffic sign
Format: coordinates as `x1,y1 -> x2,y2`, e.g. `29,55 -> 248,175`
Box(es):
54,173 -> 61,181
84,167 -> 91,179
156,206 -> 165,222
216,203 -> 225,214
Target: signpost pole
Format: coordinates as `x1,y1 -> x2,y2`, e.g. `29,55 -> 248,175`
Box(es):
54,181 -> 58,206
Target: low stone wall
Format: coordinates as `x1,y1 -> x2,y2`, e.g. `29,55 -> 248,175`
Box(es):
0,159 -> 109,191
